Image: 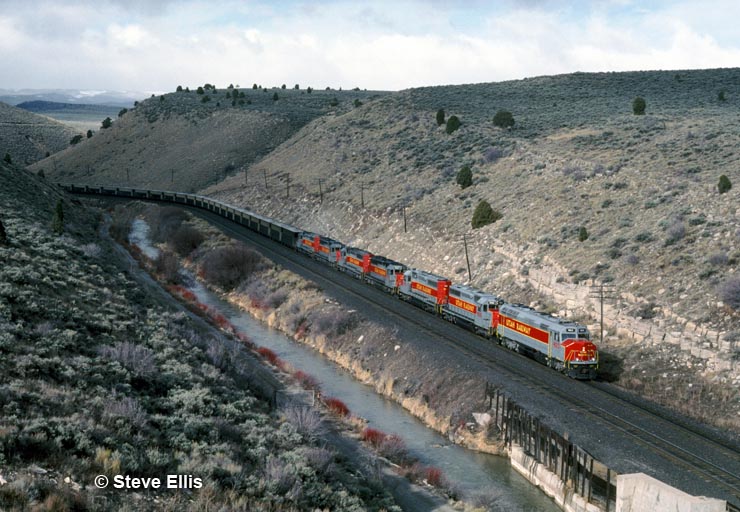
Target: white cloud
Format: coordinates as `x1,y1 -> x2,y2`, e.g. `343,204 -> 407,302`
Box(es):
0,0 -> 739,91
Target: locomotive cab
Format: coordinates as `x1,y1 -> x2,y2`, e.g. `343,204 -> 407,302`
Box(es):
560,328 -> 598,380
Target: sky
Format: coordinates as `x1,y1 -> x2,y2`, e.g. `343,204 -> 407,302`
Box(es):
1,0 -> 739,93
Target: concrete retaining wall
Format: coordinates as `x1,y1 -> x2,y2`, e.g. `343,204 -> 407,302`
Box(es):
616,473 -> 726,512
509,445 -> 601,512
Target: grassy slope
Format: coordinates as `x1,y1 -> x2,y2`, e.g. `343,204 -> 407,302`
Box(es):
0,102 -> 79,165
203,69 -> 739,423
0,164 -> 399,511
35,86 -> 387,193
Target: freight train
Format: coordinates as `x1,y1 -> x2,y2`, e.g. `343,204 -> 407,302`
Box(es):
62,184 -> 599,380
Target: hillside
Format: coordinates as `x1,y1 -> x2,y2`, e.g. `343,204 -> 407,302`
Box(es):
0,101 -> 79,165
0,162 -> 401,510
36,85 -> 387,192
202,69 -> 739,423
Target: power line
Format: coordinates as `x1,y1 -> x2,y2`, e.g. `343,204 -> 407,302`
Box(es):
589,283 -> 617,345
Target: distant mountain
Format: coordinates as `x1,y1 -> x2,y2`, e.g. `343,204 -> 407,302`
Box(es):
0,88 -> 147,107
17,100 -> 119,112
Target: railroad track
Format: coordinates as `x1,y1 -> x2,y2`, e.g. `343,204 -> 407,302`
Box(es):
189,206 -> 740,508
70,188 -> 740,508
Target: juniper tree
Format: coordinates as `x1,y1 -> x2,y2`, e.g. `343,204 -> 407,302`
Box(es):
52,199 -> 64,234
456,166 -> 472,189
0,218 -> 7,245
471,200 -> 501,228
445,115 -> 461,134
493,110 -> 515,128
718,174 -> 732,194
436,109 -> 445,126
632,97 -> 646,115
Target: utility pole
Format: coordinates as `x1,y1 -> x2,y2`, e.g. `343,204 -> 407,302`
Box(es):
360,182 -> 365,209
126,169 -> 130,182
589,283 -> 617,344
263,170 -> 268,190
285,173 -> 290,199
171,169 -> 174,183
402,205 -> 407,233
463,234 -> 472,283
244,169 -> 248,184
318,179 -> 323,203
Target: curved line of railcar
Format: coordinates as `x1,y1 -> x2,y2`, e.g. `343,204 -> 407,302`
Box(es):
59,183 -> 598,379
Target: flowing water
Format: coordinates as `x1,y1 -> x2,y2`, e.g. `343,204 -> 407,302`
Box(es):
130,220 -> 560,511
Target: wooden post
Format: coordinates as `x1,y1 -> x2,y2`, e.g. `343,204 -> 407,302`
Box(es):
360,182 -> 365,208
402,205 -> 407,233
263,169 -> 268,189
318,179 -> 323,203
587,457 -> 594,502
244,169 -> 248,184
463,234 -> 472,282
605,469 -> 611,512
286,173 -> 290,199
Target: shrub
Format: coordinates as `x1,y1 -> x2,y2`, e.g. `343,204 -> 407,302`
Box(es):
272,92 -> 279,101
3,152 -> 10,164
329,97 -> 338,107
51,199 -> 64,234
311,308 -> 358,336
578,226 -> 589,242
101,117 -> 112,129
456,166 -> 472,189
169,224 -> 204,256
197,86 -> 204,94
377,434 -> 408,463
445,115 -> 461,134
483,147 -> 503,163
0,218 -> 6,245
86,129 -> 93,138
257,347 -> 280,366
632,96 -> 646,115
719,277 -> 740,310
118,108 -> 128,117
148,206 -> 188,243
708,252 -> 728,266
718,90 -> 726,102
176,85 -> 183,92
306,86 -> 312,93
200,244 -> 264,290
293,370 -> 320,390
99,342 -> 156,377
492,110 -> 514,128
425,466 -> 445,487
201,95 -> 210,103
665,220 -> 686,246
324,397 -> 350,417
70,134 -> 83,145
353,99 -> 363,107
153,250 -> 180,283
361,427 -> 387,448
718,174 -> 732,194
435,109 -> 445,126
471,200 -> 502,229
283,406 -> 325,441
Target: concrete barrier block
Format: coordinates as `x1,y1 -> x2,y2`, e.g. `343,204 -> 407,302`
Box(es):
616,473 -> 725,512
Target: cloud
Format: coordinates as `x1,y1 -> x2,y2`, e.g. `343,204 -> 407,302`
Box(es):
0,0 -> 739,91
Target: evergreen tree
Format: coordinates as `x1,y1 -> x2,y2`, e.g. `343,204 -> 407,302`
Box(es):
578,226 -> 589,241
456,166 -> 472,188
52,199 -> 64,234
86,129 -> 93,138
0,218 -> 7,245
272,92 -> 279,101
493,110 -> 515,128
632,97 -> 646,115
176,85 -> 183,92
436,109 -> 445,126
471,200 -> 501,228
445,115 -> 461,134
718,174 -> 732,194
70,134 -> 83,145
101,117 -> 112,129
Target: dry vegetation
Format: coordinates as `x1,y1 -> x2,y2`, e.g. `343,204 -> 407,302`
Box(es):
33,85 -> 387,193
0,165 -> 401,511
0,101 -> 79,165
201,69 -> 739,425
